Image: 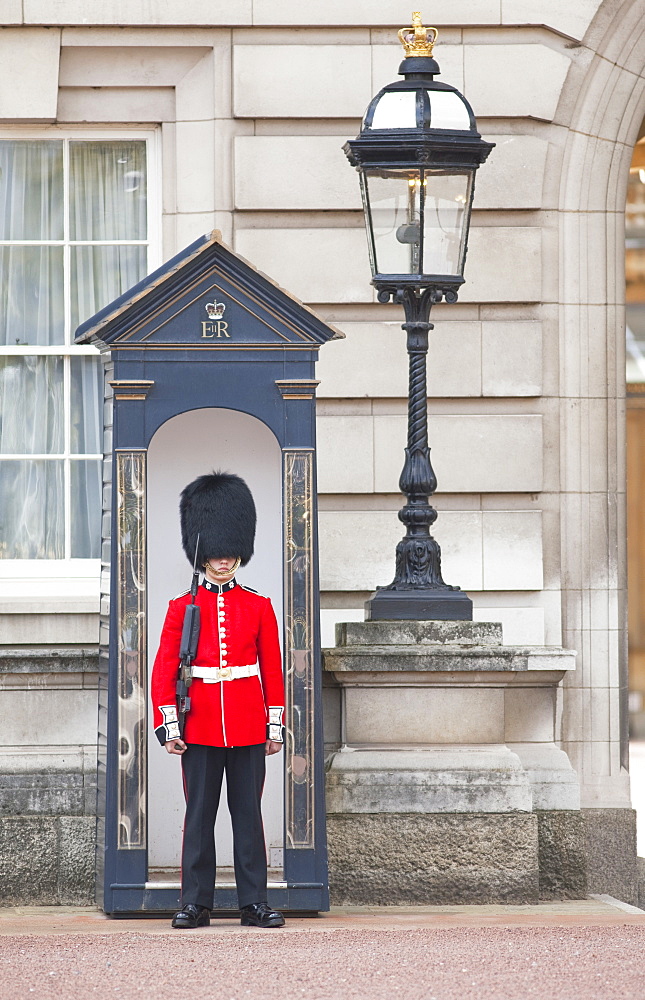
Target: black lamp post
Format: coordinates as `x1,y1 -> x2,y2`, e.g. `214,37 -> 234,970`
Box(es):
344,13 -> 494,621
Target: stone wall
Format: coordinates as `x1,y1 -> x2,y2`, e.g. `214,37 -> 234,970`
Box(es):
0,648 -> 98,904
0,0 -> 643,905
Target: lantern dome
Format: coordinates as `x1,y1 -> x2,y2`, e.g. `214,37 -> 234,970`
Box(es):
362,55 -> 477,135
364,80 -> 475,134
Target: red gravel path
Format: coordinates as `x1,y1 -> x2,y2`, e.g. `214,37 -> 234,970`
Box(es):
2,926 -> 645,1000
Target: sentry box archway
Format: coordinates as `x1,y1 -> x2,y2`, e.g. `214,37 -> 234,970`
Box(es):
76,231 -> 340,914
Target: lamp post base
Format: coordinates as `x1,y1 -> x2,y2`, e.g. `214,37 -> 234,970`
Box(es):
365,588 -> 473,621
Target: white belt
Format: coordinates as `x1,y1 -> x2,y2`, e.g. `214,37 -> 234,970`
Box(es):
191,663 -> 259,684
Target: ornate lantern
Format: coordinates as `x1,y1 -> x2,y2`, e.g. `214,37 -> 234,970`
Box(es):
344,13 -> 494,620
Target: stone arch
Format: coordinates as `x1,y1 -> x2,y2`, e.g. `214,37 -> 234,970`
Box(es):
555,0 -> 645,806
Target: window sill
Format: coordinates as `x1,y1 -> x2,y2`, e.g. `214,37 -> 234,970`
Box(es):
0,561 -> 101,613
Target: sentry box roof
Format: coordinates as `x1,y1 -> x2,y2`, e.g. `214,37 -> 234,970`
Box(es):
75,229 -> 344,352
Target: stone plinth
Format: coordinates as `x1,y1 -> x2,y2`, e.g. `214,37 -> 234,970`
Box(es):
323,620 -> 583,904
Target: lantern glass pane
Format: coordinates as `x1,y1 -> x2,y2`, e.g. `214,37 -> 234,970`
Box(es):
364,168 -> 423,277
368,91 -> 418,130
422,170 -> 473,276
363,168 -> 473,278
427,90 -> 472,131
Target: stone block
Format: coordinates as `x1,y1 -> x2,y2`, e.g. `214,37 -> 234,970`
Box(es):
464,44 -> 571,120
3,690 -> 99,746
324,642 -> 575,679
0,27 -> 60,120
327,812 -> 539,904
481,322 -> 543,396
59,816 -> 97,905
537,810 -> 588,899
58,87 -> 175,123
475,136 -> 549,211
505,689 -> 555,743
373,414 -> 543,493
582,807 -> 638,905
343,687 -> 505,743
316,415 -> 374,493
327,747 -> 532,812
511,743 -> 581,811
322,681 -> 341,749
0,815 -> 95,904
235,228 -> 373,304
59,44 -> 208,87
500,0 -> 598,42
483,511 -> 544,591
0,816 -> 59,904
336,620 -> 503,647
25,0 -> 252,24
176,120 -> 216,214
473,606 -> 545,645
233,45 -> 372,118
461,227 -> 542,303
175,51 -> 215,122
0,744 -> 98,817
312,320 -> 409,396
234,136 -> 361,211
0,613 -> 99,645
251,2 -> 501,26
175,212 -> 218,249
638,858 -> 645,910
0,771 -> 85,816
0,1 -> 21,22
435,511 -> 484,591
0,647 -> 98,674
320,608 -> 364,648
428,322 -> 483,395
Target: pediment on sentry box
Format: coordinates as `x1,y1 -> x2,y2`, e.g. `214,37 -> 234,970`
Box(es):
75,230 -> 343,350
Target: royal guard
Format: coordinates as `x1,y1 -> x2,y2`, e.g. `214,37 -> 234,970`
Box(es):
151,471 -> 286,929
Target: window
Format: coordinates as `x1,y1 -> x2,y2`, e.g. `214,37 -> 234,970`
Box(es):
0,133 -> 157,565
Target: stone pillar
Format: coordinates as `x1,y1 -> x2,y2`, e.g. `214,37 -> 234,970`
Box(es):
323,621 -> 584,904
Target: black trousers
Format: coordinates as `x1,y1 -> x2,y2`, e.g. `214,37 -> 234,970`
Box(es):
180,743 -> 267,910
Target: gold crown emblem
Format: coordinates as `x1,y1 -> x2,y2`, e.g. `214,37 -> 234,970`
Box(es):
398,12 -> 438,58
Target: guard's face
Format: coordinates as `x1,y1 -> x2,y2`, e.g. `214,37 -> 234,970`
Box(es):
204,556 -> 240,583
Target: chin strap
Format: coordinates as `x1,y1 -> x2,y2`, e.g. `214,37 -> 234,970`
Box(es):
204,556 -> 241,579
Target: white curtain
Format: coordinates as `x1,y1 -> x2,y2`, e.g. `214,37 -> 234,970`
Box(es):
0,140 -> 63,241
69,140 -> 147,330
69,140 -> 147,241
0,459 -> 64,559
0,357 -> 65,558
0,139 -> 147,559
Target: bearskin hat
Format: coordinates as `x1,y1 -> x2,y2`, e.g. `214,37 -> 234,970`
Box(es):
179,471 -> 256,568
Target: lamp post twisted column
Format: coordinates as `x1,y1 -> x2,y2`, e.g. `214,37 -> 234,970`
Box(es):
366,285 -> 473,621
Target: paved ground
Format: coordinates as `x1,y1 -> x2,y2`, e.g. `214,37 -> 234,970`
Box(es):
2,899 -> 645,1000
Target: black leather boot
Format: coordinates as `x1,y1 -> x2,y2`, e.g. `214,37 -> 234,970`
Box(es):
240,902 -> 285,927
172,903 -> 211,928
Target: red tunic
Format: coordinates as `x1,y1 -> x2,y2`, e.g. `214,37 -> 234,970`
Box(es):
151,580 -> 284,747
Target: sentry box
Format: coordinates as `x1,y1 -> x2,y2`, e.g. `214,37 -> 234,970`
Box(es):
76,231 -> 341,914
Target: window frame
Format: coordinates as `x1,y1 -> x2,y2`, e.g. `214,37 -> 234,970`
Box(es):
0,126 -> 161,592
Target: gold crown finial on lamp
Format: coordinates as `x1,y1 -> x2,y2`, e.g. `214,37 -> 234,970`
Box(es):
398,12 -> 438,58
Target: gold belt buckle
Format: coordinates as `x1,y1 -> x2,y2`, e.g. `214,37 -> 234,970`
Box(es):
219,666 -> 232,681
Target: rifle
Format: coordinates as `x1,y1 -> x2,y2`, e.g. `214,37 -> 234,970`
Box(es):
177,536 -> 201,739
